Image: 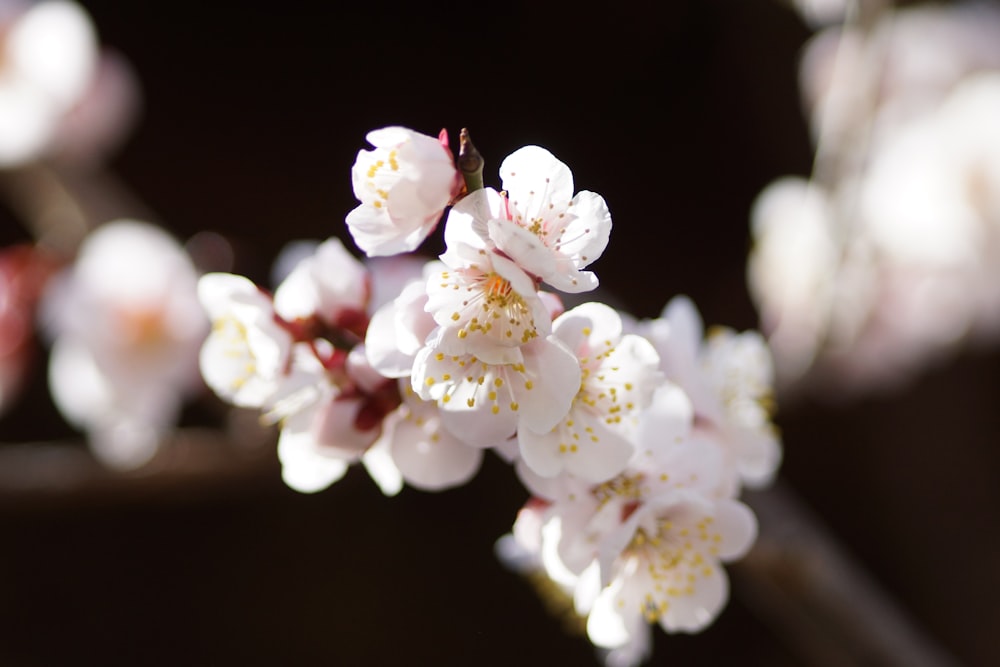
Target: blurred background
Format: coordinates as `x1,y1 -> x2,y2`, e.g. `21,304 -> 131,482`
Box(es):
1,0 -> 997,665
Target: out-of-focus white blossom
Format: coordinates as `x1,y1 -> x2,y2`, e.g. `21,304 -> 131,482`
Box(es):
345,126 -> 463,257
749,1 -> 1000,396
0,0 -> 138,168
40,220 -> 208,468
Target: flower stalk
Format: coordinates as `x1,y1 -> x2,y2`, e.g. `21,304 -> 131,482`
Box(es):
458,127 -> 484,194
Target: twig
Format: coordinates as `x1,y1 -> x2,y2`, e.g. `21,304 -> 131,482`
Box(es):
736,480 -> 963,667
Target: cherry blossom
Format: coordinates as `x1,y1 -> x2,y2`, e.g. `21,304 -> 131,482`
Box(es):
198,272 -> 292,408
272,236 -> 370,331
189,125 -> 775,667
518,302 -> 662,483
427,236 -> 553,365
267,342 -> 402,495
584,493 -> 756,645
364,261 -> 440,379
637,296 -> 781,490
40,220 -> 208,468
345,126 -> 463,257
0,0 -> 96,166
443,146 -> 612,293
411,333 -> 581,449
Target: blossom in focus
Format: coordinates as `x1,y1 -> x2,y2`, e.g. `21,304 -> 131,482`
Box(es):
411,332 -> 581,450
345,126 -> 463,257
445,146 -> 612,293
503,422 -> 754,666
517,302 -> 662,483
428,231 -> 553,364
40,220 -> 208,468
584,493 -> 757,646
198,272 -> 292,409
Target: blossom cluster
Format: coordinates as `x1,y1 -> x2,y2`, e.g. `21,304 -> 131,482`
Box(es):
197,126 -> 782,665
749,1 -> 1000,396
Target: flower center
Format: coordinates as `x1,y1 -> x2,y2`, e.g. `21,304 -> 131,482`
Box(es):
453,272 -> 537,346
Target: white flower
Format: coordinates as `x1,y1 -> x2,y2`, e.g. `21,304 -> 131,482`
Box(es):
0,0 -> 98,167
40,220 -> 207,469
427,237 -> 553,365
444,146 -> 612,293
585,493 -> 756,644
510,428 -> 756,661
198,272 -> 292,408
412,334 -> 580,449
639,296 -> 781,489
518,302 -> 662,483
272,237 -> 370,330
345,126 -> 463,257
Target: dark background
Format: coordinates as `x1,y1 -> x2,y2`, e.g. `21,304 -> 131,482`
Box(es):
1,1 -> 998,665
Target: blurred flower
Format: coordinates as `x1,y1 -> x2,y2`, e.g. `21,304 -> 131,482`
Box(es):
0,0 -> 138,168
345,126 -> 463,257
749,1 -> 1000,396
40,220 -> 208,468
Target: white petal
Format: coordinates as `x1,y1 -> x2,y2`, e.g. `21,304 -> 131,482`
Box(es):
659,564 -> 729,633
500,146 -> 574,221
513,336 -> 581,433
361,434 -> 404,497
277,429 -> 350,494
587,578 -> 635,649
389,405 -> 483,491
